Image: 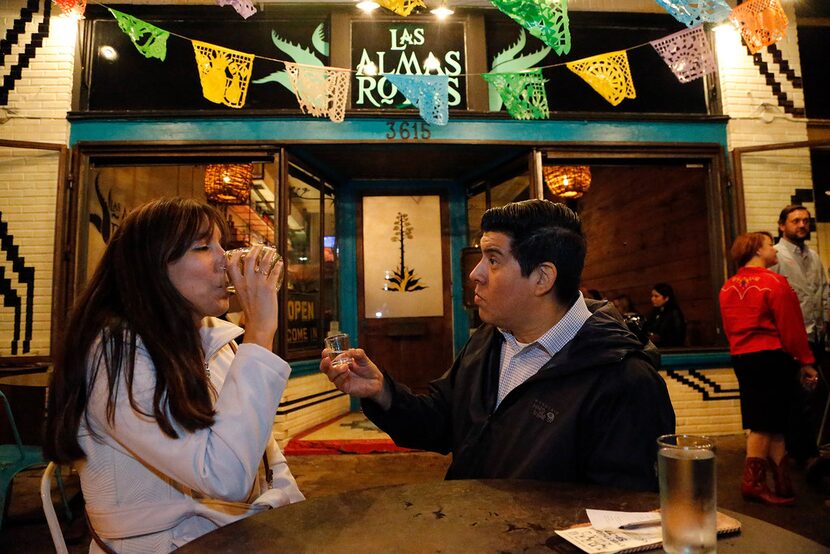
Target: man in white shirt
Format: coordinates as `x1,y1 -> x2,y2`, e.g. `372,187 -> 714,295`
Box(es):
769,205 -> 826,475
321,200 -> 674,491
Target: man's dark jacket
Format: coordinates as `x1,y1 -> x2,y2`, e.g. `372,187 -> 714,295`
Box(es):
362,300 -> 676,491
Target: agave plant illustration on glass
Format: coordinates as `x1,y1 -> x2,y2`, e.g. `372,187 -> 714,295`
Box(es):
385,212 -> 427,292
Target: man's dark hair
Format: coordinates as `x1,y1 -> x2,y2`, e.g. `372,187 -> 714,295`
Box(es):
481,199 -> 586,305
778,204 -> 809,226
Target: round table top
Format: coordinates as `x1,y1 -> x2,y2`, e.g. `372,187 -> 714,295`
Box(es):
179,479 -> 827,553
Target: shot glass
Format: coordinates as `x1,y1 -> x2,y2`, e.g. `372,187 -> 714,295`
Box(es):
657,434 -> 717,554
224,245 -> 283,294
324,333 -> 354,368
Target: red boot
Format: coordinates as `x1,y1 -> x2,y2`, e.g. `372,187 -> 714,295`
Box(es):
741,457 -> 794,506
767,456 -> 795,501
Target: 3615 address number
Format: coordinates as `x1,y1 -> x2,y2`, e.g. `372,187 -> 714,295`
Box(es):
386,121 -> 431,141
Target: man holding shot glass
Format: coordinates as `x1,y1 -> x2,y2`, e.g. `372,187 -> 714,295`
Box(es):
321,200 -> 675,490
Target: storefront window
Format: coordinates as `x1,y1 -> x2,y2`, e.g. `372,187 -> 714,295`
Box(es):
284,163 -> 328,359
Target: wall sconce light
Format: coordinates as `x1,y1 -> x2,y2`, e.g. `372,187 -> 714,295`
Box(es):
543,165 -> 592,199
431,3 -> 453,19
204,163 -> 252,204
356,1 -> 381,12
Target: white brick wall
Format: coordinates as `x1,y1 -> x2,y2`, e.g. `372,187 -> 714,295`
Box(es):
662,369 -> 745,436
273,372 -> 350,445
0,0 -> 76,356
714,1 -> 816,250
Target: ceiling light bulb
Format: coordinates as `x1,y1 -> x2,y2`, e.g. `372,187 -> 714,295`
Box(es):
431,4 -> 453,19
356,1 -> 380,12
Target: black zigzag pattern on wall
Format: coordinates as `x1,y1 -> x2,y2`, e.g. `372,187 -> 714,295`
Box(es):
767,44 -> 803,89
0,0 -> 50,107
748,44 -> 805,117
666,369 -> 740,401
0,212 -> 35,354
0,0 -> 40,68
790,188 -> 814,206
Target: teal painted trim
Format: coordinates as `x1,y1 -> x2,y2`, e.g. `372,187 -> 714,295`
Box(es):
69,117 -> 728,147
661,350 -> 732,370
289,358 -> 322,377
337,186 -> 360,343
448,182 -> 468,356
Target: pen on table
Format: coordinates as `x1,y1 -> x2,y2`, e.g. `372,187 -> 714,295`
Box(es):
618,520 -> 661,530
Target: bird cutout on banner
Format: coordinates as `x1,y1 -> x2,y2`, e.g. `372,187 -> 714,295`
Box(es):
252,24 -> 329,93
566,50 -> 636,106
384,73 -> 449,126
649,25 -> 715,83
654,0 -> 732,28
192,40 -> 255,108
489,0 -> 571,55
488,29 -> 551,112
217,0 -> 257,19
109,9 -> 170,61
729,0 -> 788,55
377,0 -> 426,17
284,62 -> 351,122
482,69 -> 550,120
54,0 -> 86,17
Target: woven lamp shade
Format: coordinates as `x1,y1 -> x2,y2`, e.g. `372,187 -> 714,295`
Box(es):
204,164 -> 252,204
543,165 -> 592,199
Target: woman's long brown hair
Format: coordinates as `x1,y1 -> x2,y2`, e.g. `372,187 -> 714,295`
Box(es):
45,197 -> 227,463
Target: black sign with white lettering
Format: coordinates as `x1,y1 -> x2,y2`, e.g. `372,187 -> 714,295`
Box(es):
351,20 -> 467,110
287,293 -> 320,350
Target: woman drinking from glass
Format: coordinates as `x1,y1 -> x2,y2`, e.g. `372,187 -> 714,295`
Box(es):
45,197 -> 303,552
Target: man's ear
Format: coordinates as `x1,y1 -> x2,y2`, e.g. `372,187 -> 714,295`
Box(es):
533,262 -> 557,296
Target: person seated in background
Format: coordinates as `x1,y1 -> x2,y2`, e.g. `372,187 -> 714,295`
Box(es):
321,200 -> 675,491
644,282 -> 686,347
45,198 -> 303,553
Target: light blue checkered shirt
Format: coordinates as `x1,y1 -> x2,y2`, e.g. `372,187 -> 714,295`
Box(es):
496,292 -> 592,407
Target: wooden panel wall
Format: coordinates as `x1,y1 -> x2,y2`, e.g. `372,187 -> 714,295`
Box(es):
579,165 -> 717,347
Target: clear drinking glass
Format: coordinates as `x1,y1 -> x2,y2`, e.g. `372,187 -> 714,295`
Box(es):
224,245 -> 283,293
324,333 -> 353,367
657,434 -> 717,554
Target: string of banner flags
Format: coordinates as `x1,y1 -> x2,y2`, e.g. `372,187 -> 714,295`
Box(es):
51,0 -> 791,126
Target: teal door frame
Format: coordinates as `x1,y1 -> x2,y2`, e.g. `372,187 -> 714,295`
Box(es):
336,179 -> 468,358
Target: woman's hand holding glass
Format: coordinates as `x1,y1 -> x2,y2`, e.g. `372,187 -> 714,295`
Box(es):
225,245 -> 282,349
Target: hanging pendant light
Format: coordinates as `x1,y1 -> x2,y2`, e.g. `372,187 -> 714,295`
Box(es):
204,163 -> 252,204
543,165 -> 592,199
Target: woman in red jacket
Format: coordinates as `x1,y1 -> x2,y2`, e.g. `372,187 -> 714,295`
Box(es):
720,231 -> 818,505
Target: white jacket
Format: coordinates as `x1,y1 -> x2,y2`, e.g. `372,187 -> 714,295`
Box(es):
77,318 -> 304,553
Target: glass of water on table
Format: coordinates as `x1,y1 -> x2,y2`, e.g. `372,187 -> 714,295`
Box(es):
657,434 -> 717,554
324,333 -> 354,367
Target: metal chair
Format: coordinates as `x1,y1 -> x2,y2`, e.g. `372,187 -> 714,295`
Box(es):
0,389 -> 49,531
41,462 -> 71,554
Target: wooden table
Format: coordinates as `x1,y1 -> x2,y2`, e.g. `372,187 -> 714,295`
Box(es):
178,480 -> 827,553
